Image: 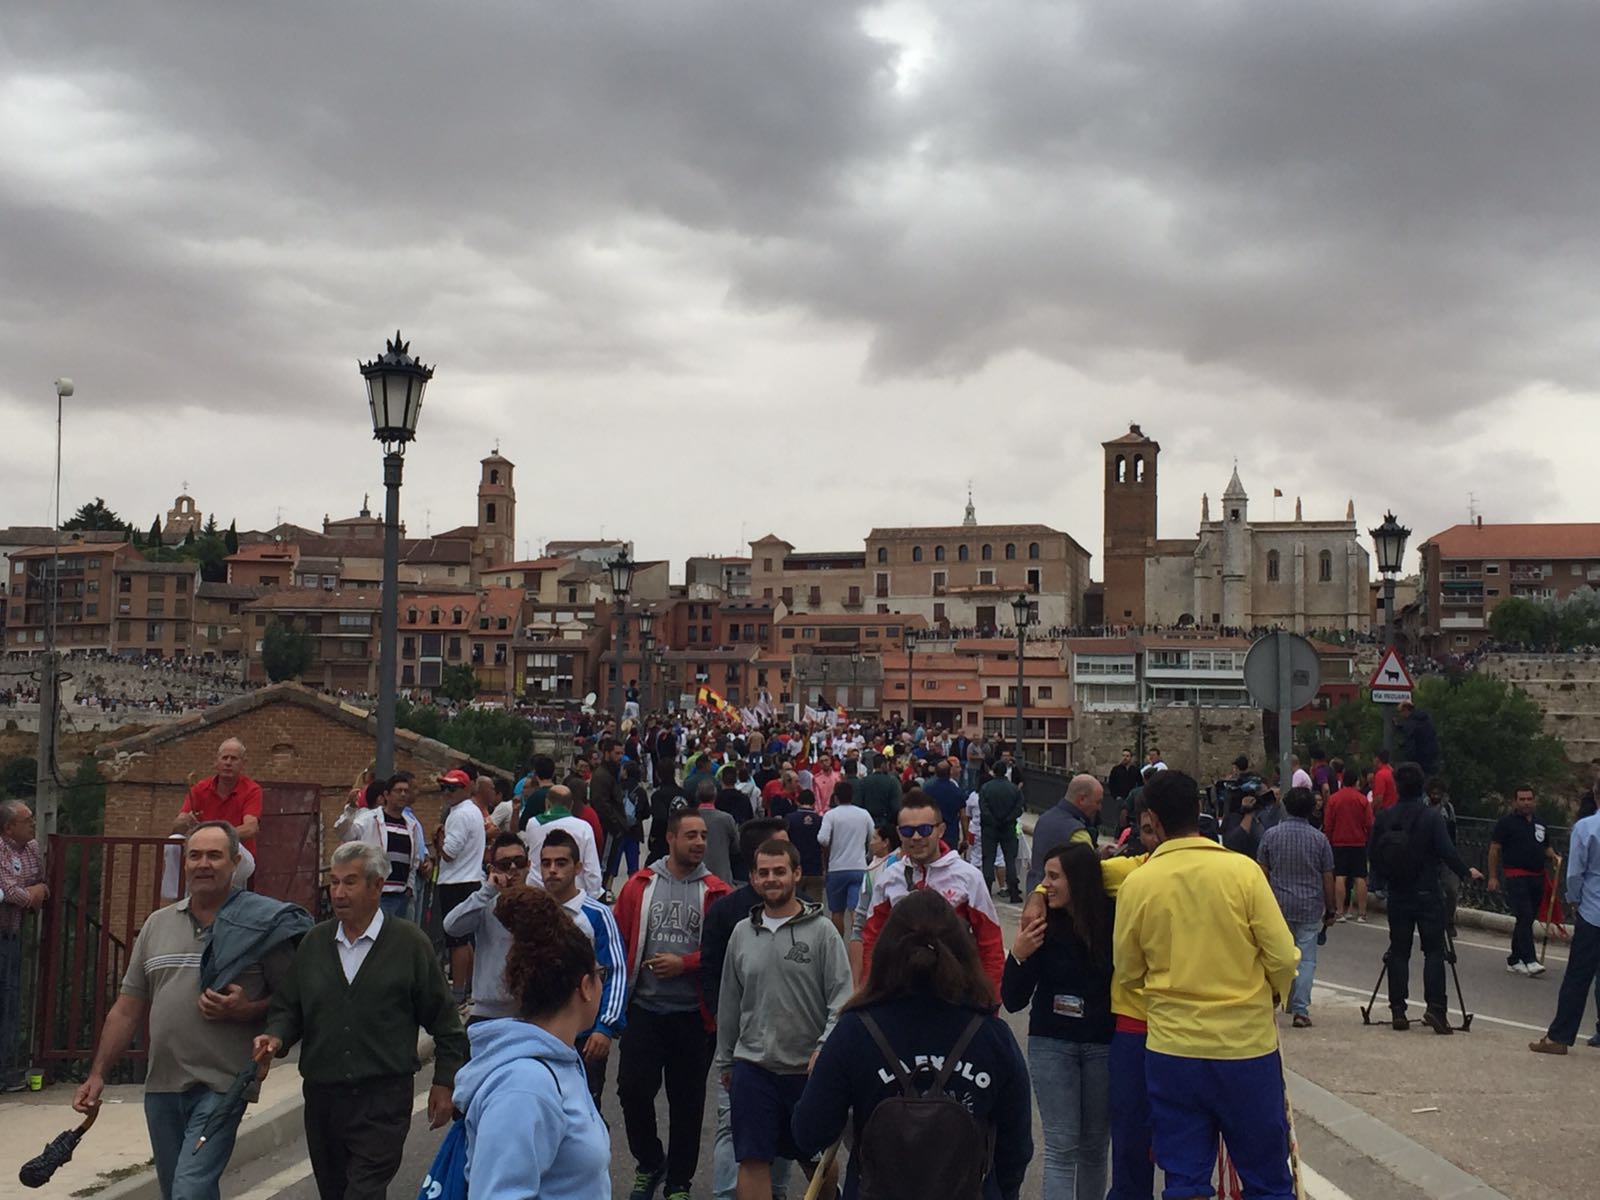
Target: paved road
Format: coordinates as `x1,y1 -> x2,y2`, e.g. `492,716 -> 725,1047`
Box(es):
217,897 -> 1506,1200
1309,912 -> 1591,1036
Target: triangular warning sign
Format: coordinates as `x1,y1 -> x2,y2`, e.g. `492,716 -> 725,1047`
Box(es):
1369,649 -> 1415,691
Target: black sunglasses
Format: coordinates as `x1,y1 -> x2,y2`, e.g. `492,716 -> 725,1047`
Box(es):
494,857 -> 530,872
897,823 -> 938,839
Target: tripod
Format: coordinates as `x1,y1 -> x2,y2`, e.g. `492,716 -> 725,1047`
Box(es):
1359,926 -> 1474,1031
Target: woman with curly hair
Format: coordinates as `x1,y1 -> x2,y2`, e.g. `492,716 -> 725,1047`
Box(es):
451,885 -> 610,1199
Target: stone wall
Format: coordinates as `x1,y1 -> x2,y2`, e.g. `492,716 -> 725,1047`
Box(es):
1074,706 -> 1265,784
1470,654 -> 1600,765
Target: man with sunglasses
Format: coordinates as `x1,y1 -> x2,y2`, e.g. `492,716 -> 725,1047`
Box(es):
859,790 -> 1005,994
540,829 -> 629,1101
442,832 -> 535,1024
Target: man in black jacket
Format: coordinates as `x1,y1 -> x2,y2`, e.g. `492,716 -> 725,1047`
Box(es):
1370,762 -> 1482,1033
1106,748 -> 1142,830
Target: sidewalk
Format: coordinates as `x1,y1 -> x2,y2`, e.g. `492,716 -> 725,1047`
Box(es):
0,1057 -> 304,1198
1287,979 -> 1597,1200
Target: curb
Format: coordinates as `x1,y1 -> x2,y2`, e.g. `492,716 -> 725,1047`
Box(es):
1369,895 -> 1561,942
87,1036 -> 438,1200
1286,1069 -> 1512,1200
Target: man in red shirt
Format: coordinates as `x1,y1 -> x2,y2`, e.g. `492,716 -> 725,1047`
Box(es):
173,737 -> 263,854
1371,749 -> 1399,812
1323,767 -> 1375,922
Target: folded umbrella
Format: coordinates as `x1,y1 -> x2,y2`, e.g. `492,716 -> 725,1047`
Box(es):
194,1050 -> 269,1153
19,1105 -> 100,1188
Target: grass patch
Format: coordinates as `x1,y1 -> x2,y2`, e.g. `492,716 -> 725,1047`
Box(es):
70,1158 -> 153,1197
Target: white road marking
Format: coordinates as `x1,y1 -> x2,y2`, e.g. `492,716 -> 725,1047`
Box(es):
232,1090 -> 429,1200
1311,980 -> 1547,1032
1301,1162 -> 1355,1200
1336,919 -> 1568,965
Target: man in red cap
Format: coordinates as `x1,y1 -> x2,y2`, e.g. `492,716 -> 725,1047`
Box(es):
433,769 -> 485,1006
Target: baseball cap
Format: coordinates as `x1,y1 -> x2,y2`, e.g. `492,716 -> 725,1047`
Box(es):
438,769 -> 472,789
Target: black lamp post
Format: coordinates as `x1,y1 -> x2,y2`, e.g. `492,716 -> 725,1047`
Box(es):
360,332 -> 432,777
1369,511 -> 1411,753
1012,592 -> 1032,767
608,551 -> 635,725
637,608 -> 655,712
904,628 -> 919,726
850,648 -> 862,712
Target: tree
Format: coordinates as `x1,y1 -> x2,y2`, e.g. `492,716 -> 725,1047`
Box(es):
203,513 -> 219,537
261,619 -> 315,682
0,756 -> 37,800
224,519 -> 239,555
130,522 -> 144,548
182,527 -> 196,547
1301,674 -> 1569,818
1488,596 -> 1557,648
59,755 -> 105,836
148,517 -> 163,548
63,498 -> 123,531
438,663 -> 480,704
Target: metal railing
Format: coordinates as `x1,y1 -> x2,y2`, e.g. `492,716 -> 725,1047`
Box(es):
1449,816 -> 1570,916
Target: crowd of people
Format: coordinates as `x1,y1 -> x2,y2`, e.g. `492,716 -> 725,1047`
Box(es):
10,700 -> 1597,1200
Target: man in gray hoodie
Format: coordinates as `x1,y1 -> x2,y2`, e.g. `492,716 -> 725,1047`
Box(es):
441,832 -> 527,1022
715,838 -> 852,1200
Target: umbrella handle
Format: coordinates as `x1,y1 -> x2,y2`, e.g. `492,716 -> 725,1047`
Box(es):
78,1105 -> 101,1136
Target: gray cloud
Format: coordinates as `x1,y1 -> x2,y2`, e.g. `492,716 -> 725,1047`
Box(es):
0,1 -> 1594,572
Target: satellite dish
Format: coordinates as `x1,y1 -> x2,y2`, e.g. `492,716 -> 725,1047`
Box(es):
583,691 -> 598,708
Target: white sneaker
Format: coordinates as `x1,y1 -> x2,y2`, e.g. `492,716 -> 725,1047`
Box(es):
1336,913 -> 1349,923
1355,915 -> 1368,924
1507,961 -> 1531,976
1526,960 -> 1547,976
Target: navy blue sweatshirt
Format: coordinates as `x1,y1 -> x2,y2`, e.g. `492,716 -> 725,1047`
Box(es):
701,883 -> 760,1019
791,996 -> 1032,1200
1000,923 -> 1113,1043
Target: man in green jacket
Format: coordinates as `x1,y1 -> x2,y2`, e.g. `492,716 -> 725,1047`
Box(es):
257,842 -> 465,1200
979,763 -> 1026,903
856,753 -> 903,828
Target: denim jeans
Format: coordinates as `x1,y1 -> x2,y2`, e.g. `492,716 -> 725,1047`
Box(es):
1289,920 -> 1322,1017
713,1084 -> 790,1200
1028,1036 -> 1110,1200
378,891 -> 411,919
145,1085 -> 241,1200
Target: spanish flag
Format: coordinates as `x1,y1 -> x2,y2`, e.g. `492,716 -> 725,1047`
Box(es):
696,684 -> 731,713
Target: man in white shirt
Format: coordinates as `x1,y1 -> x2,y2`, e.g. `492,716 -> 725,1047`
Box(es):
1290,755 -> 1314,792
817,783 -> 877,937
521,784 -> 604,898
434,774 -> 487,1004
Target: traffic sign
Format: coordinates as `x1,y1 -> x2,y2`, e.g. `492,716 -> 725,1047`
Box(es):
1243,632 -> 1322,712
1368,650 -> 1414,703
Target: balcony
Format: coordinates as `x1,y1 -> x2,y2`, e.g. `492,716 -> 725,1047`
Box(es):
1438,615 -> 1485,630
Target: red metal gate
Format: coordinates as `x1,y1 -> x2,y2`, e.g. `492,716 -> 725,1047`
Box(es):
33,836 -> 170,1076
254,783 -> 322,912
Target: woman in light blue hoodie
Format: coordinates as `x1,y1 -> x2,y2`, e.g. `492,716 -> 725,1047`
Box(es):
452,885 -> 611,1200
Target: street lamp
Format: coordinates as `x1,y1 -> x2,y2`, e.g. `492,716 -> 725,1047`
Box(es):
360,332 -> 433,777
637,609 -> 655,712
1012,593 -> 1032,768
904,628 -> 919,726
849,648 -> 862,712
1369,511 -> 1411,753
607,551 -> 635,725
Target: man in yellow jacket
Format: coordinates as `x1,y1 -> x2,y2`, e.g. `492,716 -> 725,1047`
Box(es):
1114,771 -> 1300,1200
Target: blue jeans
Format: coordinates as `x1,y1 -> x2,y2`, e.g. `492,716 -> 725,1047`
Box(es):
1146,1049 -> 1294,1200
1107,1029 -> 1153,1200
1028,1037 -> 1110,1200
378,891 -> 412,919
1289,920 -> 1322,1017
145,1085 -> 241,1200
713,1082 -> 790,1200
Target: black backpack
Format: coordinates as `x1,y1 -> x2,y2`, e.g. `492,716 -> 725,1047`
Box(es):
855,1013 -> 993,1200
1373,803 -> 1429,888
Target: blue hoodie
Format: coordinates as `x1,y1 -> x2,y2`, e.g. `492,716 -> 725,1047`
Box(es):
452,1018 -> 610,1200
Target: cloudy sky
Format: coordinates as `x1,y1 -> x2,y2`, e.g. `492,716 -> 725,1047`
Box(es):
3,1 -> 1596,576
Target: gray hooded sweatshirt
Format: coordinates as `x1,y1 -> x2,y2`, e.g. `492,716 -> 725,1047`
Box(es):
714,898 -> 853,1077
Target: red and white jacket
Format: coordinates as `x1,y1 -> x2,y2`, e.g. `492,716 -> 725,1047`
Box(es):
860,848 -> 1005,998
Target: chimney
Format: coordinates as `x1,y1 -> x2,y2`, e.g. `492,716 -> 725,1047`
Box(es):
1476,516 -> 1483,528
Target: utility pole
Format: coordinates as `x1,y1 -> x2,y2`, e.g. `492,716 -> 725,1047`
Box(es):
36,379 -> 72,846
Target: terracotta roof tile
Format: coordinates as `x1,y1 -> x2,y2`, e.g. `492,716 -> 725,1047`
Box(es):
1424,523 -> 1600,560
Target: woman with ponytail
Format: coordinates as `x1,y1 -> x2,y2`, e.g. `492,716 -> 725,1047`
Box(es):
450,885 -> 610,1199
792,888 -> 1033,1200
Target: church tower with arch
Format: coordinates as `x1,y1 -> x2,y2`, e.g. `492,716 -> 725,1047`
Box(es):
1101,424 -> 1160,624
475,451 -> 516,571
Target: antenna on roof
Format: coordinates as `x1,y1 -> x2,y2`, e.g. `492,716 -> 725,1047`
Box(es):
1467,491 -> 1479,523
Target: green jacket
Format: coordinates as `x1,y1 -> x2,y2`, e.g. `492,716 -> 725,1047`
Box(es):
265,913 -> 466,1087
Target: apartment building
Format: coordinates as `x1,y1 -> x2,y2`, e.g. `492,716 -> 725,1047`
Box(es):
1415,521 -> 1600,655
193,582 -> 269,658
5,539 -> 136,652
111,560 -> 200,658
241,589 -> 380,692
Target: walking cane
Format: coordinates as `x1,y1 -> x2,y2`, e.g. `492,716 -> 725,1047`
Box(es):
802,1140 -> 841,1200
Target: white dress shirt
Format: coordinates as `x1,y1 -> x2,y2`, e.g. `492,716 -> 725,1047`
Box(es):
334,908 -> 384,984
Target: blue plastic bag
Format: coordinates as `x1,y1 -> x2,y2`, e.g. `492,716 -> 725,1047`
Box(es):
416,1120 -> 467,1200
